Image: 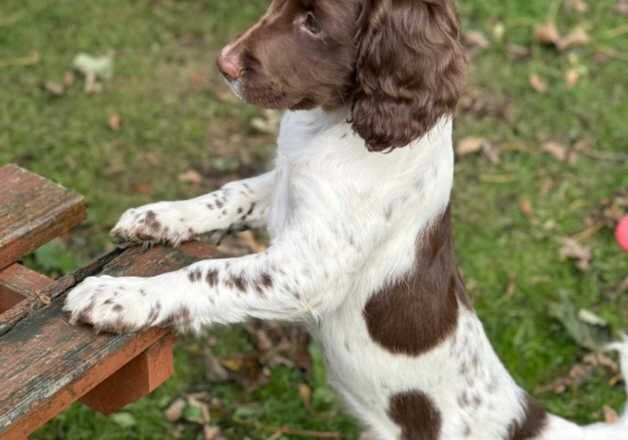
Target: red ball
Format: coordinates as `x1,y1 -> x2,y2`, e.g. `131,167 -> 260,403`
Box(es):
616,216 -> 628,252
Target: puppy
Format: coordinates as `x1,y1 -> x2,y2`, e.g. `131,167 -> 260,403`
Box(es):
65,1 -> 628,438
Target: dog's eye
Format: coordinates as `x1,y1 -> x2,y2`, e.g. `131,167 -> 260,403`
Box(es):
303,11 -> 321,35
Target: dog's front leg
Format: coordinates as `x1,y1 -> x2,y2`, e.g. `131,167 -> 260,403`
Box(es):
111,171 -> 275,246
63,227 -> 360,333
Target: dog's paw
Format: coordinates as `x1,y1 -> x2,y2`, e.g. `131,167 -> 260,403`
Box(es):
111,203 -> 194,246
63,275 -> 162,333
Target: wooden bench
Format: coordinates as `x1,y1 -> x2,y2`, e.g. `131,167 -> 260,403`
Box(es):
0,165 -> 219,439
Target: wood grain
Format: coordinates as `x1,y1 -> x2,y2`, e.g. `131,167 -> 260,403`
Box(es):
0,164 -> 86,271
0,242 -> 219,438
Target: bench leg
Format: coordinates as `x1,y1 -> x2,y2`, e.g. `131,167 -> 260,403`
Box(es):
80,335 -> 175,415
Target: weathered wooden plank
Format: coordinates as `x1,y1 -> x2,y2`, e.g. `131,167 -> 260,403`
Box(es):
80,335 -> 175,414
0,263 -> 55,300
0,264 -> 54,322
0,164 -> 86,271
0,242 -> 220,438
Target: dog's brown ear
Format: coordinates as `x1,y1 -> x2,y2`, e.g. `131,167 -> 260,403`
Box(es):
352,0 -> 466,152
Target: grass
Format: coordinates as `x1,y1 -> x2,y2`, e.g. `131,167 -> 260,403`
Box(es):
1,0 -> 627,438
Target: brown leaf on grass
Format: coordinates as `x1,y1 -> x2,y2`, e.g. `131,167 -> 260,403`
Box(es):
204,345 -> 229,382
529,73 -> 548,93
617,0 -> 628,14
534,22 -> 591,51
519,199 -> 535,220
456,137 -> 501,164
558,27 -> 591,50
44,81 -> 64,96
534,22 -> 561,46
565,0 -> 589,13
603,405 -> 619,423
63,71 -> 75,88
132,183 -> 153,194
459,88 -> 517,121
164,398 -> 186,422
140,151 -> 161,167
542,141 -> 575,162
464,30 -> 490,54
505,271 -> 517,298
535,351 -> 618,395
566,68 -> 581,88
203,425 -> 225,440
560,237 -> 592,271
108,113 -> 122,131
506,44 -> 530,60
299,383 -> 312,409
178,169 -> 203,184
456,137 -> 484,156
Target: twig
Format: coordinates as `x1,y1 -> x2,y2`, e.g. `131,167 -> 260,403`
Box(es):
572,221 -> 605,242
233,416 -> 342,439
580,149 -> 628,162
0,52 -> 40,68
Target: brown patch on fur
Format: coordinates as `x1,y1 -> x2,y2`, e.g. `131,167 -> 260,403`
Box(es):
507,394 -> 548,440
206,269 -> 219,287
388,390 -> 442,439
188,269 -> 202,282
260,272 -> 273,289
232,275 -> 248,293
363,205 -> 470,355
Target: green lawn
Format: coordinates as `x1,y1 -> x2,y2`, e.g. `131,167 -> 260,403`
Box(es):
1,0 -> 627,438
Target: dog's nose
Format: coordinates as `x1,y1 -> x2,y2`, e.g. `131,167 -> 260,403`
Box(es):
217,50 -> 242,81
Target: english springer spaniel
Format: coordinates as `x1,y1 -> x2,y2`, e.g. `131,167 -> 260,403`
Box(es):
64,0 -> 628,438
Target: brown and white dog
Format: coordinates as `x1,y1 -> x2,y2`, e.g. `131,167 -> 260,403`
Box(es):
64,1 -> 628,438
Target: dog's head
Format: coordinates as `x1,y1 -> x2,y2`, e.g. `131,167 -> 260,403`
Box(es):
217,0 -> 465,151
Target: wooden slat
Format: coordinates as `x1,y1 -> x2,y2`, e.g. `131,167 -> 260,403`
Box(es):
0,164 -> 86,271
0,242 -> 220,438
80,335 -> 175,414
0,264 -> 55,300
0,264 -> 55,333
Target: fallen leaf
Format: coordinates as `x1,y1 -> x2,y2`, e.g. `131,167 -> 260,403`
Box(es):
560,237 -> 592,271
63,71 -> 75,88
565,0 -> 589,13
44,81 -> 64,96
188,71 -> 204,87
535,22 -> 561,46
164,398 -> 186,422
132,183 -> 153,194
506,271 -> 517,297
566,68 -> 580,87
558,27 -> 591,50
203,425 -> 225,440
178,169 -> 203,184
456,137 -> 484,156
529,73 -> 548,93
506,44 -> 530,60
519,199 -> 534,220
299,383 -> 312,409
108,113 -> 122,131
464,30 -> 490,53
603,405 -> 619,423
542,141 -> 569,162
